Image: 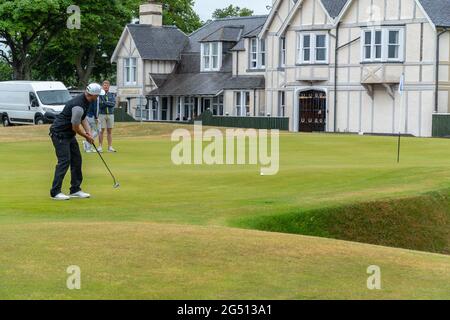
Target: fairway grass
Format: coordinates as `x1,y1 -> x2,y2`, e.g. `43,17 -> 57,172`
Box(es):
0,123 -> 449,299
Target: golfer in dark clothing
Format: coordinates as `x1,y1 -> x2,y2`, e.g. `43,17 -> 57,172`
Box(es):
49,83 -> 102,200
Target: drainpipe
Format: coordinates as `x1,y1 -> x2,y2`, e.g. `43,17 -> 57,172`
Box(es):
435,28 -> 448,113
334,22 -> 340,132
253,89 -> 257,116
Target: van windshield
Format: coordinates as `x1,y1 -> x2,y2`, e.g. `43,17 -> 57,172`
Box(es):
37,90 -> 72,106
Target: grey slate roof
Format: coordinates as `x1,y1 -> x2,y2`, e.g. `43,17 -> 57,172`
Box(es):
201,26 -> 244,42
127,24 -> 188,60
186,15 -> 268,52
150,73 -> 232,96
419,0 -> 450,27
230,38 -> 245,51
148,15 -> 268,96
150,73 -> 265,96
319,0 -> 349,18
222,76 -> 265,90
150,74 -> 170,87
243,25 -> 263,38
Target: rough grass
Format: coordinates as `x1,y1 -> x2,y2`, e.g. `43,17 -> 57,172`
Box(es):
0,123 -> 449,299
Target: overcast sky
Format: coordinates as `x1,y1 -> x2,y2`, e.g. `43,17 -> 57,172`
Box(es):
194,0 -> 272,21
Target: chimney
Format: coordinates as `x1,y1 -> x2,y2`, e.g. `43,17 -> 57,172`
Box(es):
139,0 -> 163,26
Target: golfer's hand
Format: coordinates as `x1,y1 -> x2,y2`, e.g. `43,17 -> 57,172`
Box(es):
85,133 -> 95,145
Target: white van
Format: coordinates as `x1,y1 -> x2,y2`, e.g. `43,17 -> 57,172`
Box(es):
0,81 -> 72,126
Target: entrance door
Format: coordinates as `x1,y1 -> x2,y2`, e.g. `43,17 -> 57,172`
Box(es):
299,90 -> 326,132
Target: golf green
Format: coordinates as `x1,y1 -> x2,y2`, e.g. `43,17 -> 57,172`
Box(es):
0,123 -> 449,299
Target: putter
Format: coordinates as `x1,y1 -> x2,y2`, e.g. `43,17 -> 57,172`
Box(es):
92,143 -> 120,189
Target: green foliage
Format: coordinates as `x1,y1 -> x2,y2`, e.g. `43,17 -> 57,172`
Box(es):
1,0 -> 202,86
162,0 -> 202,33
212,5 -> 254,19
0,0 -> 72,79
0,60 -> 12,80
33,0 -> 140,87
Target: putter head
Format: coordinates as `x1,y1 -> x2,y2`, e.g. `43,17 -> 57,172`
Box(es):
113,182 -> 120,189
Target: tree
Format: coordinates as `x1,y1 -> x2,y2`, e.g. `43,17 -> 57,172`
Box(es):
0,0 -> 202,86
0,60 -> 12,81
34,0 -> 140,87
162,0 -> 202,34
212,5 -> 254,19
34,0 -> 202,87
0,0 -> 71,80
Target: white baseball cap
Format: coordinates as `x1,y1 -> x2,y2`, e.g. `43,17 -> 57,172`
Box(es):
86,83 -> 104,96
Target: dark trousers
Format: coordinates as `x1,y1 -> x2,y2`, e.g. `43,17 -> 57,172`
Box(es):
50,135 -> 83,197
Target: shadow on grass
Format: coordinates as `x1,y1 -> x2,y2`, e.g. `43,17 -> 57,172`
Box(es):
230,190 -> 450,254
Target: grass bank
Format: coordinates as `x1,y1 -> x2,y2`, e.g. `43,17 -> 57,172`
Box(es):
232,190 -> 450,254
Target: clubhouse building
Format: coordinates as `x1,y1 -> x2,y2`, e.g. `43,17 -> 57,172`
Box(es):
112,0 -> 450,137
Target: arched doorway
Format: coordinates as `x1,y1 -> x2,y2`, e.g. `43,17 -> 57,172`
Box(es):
298,90 -> 326,132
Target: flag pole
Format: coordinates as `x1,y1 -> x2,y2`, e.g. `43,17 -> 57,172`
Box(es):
397,73 -> 405,164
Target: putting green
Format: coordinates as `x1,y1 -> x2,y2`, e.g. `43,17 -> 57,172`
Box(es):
0,123 -> 449,299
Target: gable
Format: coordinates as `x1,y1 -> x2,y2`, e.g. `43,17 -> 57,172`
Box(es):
335,0 -> 450,28
111,27 -> 141,63
262,0 -> 349,37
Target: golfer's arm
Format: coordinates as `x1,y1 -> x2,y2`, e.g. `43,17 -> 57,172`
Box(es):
81,118 -> 91,135
72,124 -> 90,139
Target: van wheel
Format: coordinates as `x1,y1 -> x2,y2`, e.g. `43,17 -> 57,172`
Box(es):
35,115 -> 45,125
2,115 -> 10,127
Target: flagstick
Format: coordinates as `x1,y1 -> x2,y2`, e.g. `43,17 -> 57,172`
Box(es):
397,73 -> 405,164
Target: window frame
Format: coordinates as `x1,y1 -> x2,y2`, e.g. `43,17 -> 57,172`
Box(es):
278,91 -> 286,117
212,95 -> 224,116
297,32 -> 329,65
249,37 -> 266,70
361,27 -> 405,63
124,57 -> 137,86
234,91 -> 251,116
201,42 -> 222,72
280,37 -> 286,67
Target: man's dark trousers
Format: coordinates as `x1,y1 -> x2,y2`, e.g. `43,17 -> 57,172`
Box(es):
50,135 -> 83,197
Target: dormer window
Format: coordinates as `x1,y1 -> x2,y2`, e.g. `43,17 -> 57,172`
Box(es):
201,42 -> 222,72
249,38 -> 266,70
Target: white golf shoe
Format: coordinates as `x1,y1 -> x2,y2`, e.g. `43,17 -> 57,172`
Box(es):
52,193 -> 70,201
69,191 -> 91,199
96,146 -> 103,153
108,146 -> 117,153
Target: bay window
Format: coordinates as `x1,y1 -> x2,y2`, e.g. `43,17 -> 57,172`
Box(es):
297,32 -> 328,64
362,28 -> 404,62
124,57 -> 137,85
249,38 -> 266,70
201,42 -> 222,71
